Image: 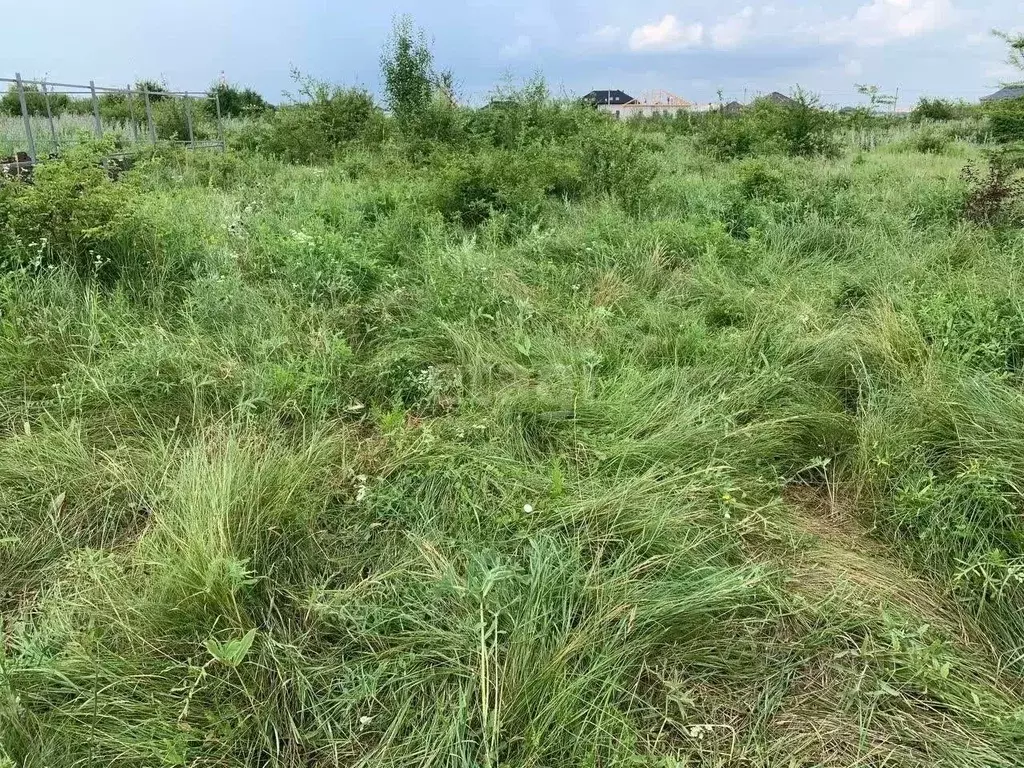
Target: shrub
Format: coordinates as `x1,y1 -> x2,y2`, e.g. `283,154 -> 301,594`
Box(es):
380,16 -> 462,146
381,15 -> 438,130
0,141 -> 143,275
903,128 -> 952,155
695,114 -> 758,160
427,145 -> 582,228
98,93 -> 132,124
735,159 -> 790,202
467,77 -> 602,150
206,81 -> 270,118
151,98 -> 213,143
696,90 -> 839,159
1,83 -> 69,117
961,155 -> 1024,225
239,76 -> 385,163
986,99 -> 1024,144
912,98 -> 958,122
577,123 -> 657,209
749,90 -> 840,158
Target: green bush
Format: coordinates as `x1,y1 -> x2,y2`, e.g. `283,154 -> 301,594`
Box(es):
916,130 -> 952,154
238,75 -> 384,163
151,98 -> 214,143
749,91 -> 840,158
577,122 -> 657,210
1,83 -> 69,117
735,159 -> 790,202
695,90 -> 838,159
912,98 -> 959,122
427,145 -> 582,228
0,141 -> 143,276
695,114 -> 758,160
206,82 -> 270,118
987,100 -> 1024,144
892,127 -> 953,155
467,77 -> 601,150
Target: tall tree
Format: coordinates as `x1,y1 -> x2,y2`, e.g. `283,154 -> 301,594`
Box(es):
380,16 -> 436,125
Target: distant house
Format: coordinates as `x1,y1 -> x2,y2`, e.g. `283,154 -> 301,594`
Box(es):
583,89 -> 635,119
762,91 -> 799,107
981,86 -> 1024,103
621,90 -> 692,119
584,89 -> 696,120
722,101 -> 745,115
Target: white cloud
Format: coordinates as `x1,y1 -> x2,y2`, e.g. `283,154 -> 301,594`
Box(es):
629,14 -> 705,52
591,24 -> 622,42
500,35 -> 532,59
710,6 -> 755,50
578,24 -> 623,50
844,57 -> 864,76
819,0 -> 955,47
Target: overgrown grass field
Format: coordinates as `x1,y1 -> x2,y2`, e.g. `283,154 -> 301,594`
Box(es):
3,38 -> 1024,767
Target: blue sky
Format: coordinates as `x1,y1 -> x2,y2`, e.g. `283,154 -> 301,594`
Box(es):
2,1 -> 1022,107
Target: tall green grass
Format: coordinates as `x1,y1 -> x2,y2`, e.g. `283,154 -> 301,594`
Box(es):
1,106 -> 1024,767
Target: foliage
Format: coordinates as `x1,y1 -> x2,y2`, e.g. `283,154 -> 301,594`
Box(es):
1,83 -> 69,118
238,72 -> 384,162
856,83 -> 897,113
135,80 -> 170,101
751,90 -> 840,157
4,26 -> 1024,768
695,112 -> 759,160
381,15 -> 440,129
993,29 -> 1024,74
912,98 -> 959,122
577,121 -> 658,208
206,81 -> 270,118
148,98 -> 213,143
985,98 -> 1024,144
696,89 -> 839,159
0,140 -> 144,275
961,155 -> 1024,225
466,76 -> 609,152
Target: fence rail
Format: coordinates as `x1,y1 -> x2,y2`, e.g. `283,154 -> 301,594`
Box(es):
3,74 -> 225,163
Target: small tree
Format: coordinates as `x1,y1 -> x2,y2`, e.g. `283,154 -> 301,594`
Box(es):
856,84 -> 897,113
136,80 -> 169,101
993,29 -> 1024,77
206,81 -> 270,118
380,15 -> 437,126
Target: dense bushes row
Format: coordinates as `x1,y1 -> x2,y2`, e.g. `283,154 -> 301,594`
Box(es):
3,79 -> 267,123
694,93 -> 840,160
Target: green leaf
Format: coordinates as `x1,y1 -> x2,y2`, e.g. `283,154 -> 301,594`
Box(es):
550,459 -> 564,499
205,629 -> 258,668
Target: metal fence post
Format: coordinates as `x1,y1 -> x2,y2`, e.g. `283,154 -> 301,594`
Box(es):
215,92 -> 225,151
89,80 -> 102,138
127,84 -> 139,143
15,72 -> 37,161
144,89 -> 156,143
41,81 -> 57,152
184,96 -> 195,148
